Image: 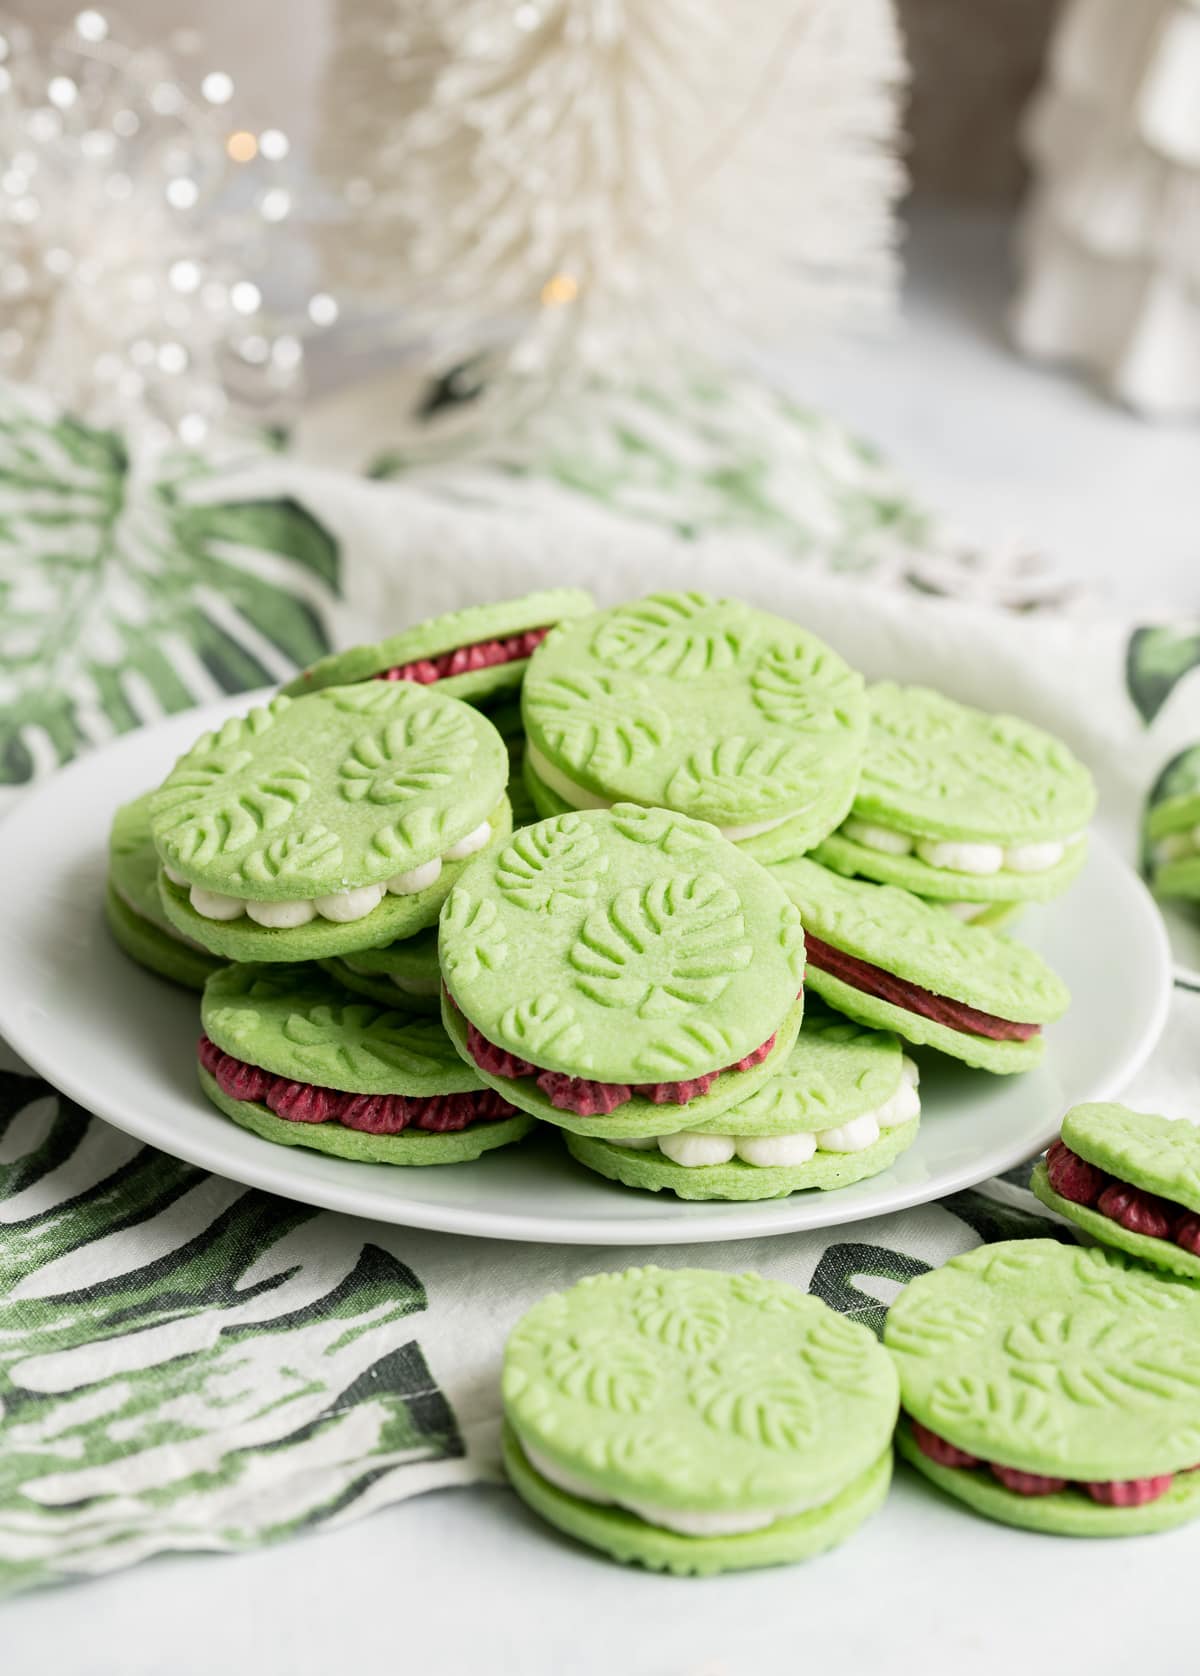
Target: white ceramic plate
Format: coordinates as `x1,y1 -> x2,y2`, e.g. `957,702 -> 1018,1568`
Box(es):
0,692 -> 1172,1245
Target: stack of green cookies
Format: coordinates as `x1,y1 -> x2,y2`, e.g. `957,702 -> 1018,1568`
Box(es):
105,586 -> 1090,1196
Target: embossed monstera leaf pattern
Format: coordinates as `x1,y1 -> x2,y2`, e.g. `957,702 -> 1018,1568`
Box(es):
503,1267 -> 897,1513
202,963 -> 480,1095
0,389 -> 340,791
523,672 -> 670,779
886,1240 -> 1200,1478
440,807 -> 801,1083
570,873 -> 752,1019
152,681 -> 507,893
496,814 -> 608,913
857,684 -> 1095,840
339,704 -> 476,804
590,592 -> 752,677
522,592 -> 865,823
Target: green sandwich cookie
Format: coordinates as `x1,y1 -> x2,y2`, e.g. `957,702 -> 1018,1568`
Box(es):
199,962 -> 532,1165
503,1267 -> 896,1573
887,1239 -> 1200,1536
812,684 -> 1094,907
319,925 -> 440,1013
1032,1103 -> 1200,1281
150,683 -> 511,961
439,804 -> 806,1137
1146,774 -> 1200,900
105,793 -> 223,990
564,1013 -> 920,1201
521,590 -> 866,849
491,698 -> 539,828
282,589 -> 594,706
760,852 -> 1069,1072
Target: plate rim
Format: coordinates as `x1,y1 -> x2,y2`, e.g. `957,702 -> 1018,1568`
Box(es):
0,693 -> 1173,1245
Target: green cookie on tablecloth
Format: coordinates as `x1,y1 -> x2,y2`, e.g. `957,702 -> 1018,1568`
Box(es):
1032,1102 -> 1200,1281
320,925 -> 440,1013
199,962 -> 532,1165
564,1011 -> 920,1201
150,683 -> 510,961
809,684 -> 1094,917
887,1239 -> 1200,1536
521,590 -> 866,850
281,588 -> 593,705
503,1267 -> 897,1573
760,851 -> 1068,1072
439,804 -> 805,1137
105,792 -> 223,990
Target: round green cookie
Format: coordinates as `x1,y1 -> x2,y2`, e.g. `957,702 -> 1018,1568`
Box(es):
319,926 -> 440,1012
894,1415 -> 1200,1537
106,792 -> 223,989
565,1118 -> 920,1201
886,1239 -> 1200,1494
813,830 -> 1087,906
762,854 -> 1068,1072
105,882 -> 222,992
201,1067 -> 533,1165
1030,1102 -> 1200,1280
521,591 -> 866,843
503,1266 -> 897,1571
203,961 -> 484,1094
442,991 -> 804,1138
158,796 -> 511,962
503,1423 -> 892,1575
281,589 -> 594,704
438,803 -> 807,1130
153,683 -> 507,894
851,683 -> 1095,845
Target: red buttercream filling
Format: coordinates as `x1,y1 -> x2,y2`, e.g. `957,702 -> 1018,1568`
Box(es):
462,1015 -> 780,1117
1046,1137 -> 1200,1255
377,627 -> 550,686
804,937 -> 1040,1042
910,1418 -> 1191,1507
198,1036 -> 515,1134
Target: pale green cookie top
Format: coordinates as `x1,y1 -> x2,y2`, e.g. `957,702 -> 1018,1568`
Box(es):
1062,1102 -> 1200,1218
503,1267 -> 898,1515
521,591 -> 866,834
886,1239 -> 1200,1480
202,962 -> 483,1095
696,1013 -> 904,1136
439,805 -> 806,1083
765,856 -> 1069,1023
813,830 -> 1087,905
851,684 -> 1095,844
109,792 -> 174,929
150,684 -> 508,899
281,589 -> 594,701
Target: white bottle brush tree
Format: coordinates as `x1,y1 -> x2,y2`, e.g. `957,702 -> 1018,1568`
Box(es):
315,0 -> 906,408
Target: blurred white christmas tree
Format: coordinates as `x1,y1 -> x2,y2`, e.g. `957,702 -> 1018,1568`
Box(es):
316,0 -> 906,393
0,9 -> 334,443
1013,0 -> 1200,419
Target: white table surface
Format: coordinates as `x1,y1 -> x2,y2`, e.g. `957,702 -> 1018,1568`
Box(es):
7,205 -> 1197,1671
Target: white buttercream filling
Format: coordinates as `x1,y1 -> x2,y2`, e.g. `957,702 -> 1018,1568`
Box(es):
608,1058 -> 920,1167
525,744 -> 800,843
840,817 -> 1086,877
1154,828 -> 1200,866
942,901 -> 992,922
112,884 -> 210,952
172,824 -> 489,924
521,1440 -> 830,1536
